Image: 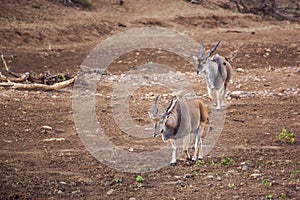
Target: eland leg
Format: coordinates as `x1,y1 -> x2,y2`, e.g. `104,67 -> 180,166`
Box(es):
192,128 -> 200,162
216,88 -> 223,111
198,125 -> 206,160
169,139 -> 177,166
192,126 -> 205,161
207,83 -> 217,107
221,85 -> 226,107
183,135 -> 191,161
207,84 -> 214,101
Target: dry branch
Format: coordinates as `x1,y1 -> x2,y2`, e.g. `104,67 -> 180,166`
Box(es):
0,77 -> 75,90
0,54 -> 20,78
1,53 -> 75,91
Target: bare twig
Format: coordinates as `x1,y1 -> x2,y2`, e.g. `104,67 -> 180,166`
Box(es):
1,53 -> 21,78
0,53 -> 9,71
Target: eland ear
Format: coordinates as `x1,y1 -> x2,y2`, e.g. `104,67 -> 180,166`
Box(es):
205,40 -> 221,61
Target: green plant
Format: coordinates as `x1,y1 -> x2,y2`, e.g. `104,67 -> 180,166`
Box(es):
279,193 -> 287,199
146,61 -> 153,71
263,179 -> 272,187
266,194 -> 273,199
136,175 -> 144,182
278,129 -> 295,144
192,171 -> 198,176
290,170 -> 298,178
221,155 -> 234,166
196,160 -> 205,166
60,74 -> 66,81
210,160 -> 216,166
113,176 -> 122,183
279,161 -> 288,169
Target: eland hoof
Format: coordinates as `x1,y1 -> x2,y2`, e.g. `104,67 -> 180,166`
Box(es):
170,162 -> 176,166
198,157 -> 203,160
191,158 -> 196,163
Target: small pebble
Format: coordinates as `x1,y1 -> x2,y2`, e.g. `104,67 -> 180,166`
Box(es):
42,125 -> 52,130
106,189 -> 114,195
183,174 -> 194,178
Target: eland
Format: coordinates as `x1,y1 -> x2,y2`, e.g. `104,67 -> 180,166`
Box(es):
148,96 -> 209,166
197,41 -> 232,111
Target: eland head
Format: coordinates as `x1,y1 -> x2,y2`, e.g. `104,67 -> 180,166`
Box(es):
148,95 -> 177,139
197,40 -> 221,74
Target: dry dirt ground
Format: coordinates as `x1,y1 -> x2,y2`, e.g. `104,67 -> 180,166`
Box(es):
0,0 -> 299,199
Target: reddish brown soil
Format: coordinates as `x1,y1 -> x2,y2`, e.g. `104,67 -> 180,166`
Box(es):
0,0 -> 299,199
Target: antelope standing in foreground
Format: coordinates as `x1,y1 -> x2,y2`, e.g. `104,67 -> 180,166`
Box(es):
197,41 -> 232,111
148,96 -> 209,166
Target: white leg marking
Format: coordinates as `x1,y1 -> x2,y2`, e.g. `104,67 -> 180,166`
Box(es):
192,128 -> 200,162
198,127 -> 204,160
169,139 -> 177,165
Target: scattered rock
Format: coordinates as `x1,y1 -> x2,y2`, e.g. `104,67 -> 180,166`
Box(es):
206,175 -> 214,179
57,190 -> 63,194
162,93 -> 168,98
235,84 -> 242,89
106,189 -> 114,195
241,164 -> 249,171
128,147 -> 134,152
183,174 -> 194,178
253,77 -> 260,82
250,173 -> 261,178
236,68 -> 245,73
71,189 -> 80,194
229,91 -> 255,99
43,138 -> 65,142
41,125 -> 52,130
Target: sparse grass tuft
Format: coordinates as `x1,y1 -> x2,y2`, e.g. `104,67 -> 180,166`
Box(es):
136,175 -> 144,182
278,129 -> 295,144
263,179 -> 272,187
220,155 -> 234,166
266,194 -> 273,199
279,193 -> 287,199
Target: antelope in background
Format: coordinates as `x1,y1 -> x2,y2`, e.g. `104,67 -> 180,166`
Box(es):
197,41 -> 232,111
148,96 -> 209,166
